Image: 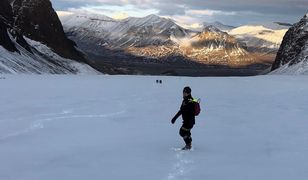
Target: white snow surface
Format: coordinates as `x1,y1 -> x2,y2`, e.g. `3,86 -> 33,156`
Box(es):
0,75 -> 308,180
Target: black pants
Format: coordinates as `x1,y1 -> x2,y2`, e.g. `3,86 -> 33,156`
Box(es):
179,125 -> 193,145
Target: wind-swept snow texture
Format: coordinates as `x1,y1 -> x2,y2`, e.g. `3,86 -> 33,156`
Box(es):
0,75 -> 308,180
0,38 -> 98,74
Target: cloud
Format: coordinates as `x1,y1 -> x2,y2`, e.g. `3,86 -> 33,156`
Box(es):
51,0 -> 308,26
67,4 -> 159,18
186,9 -> 236,16
158,5 -> 186,16
181,23 -> 203,30
112,12 -> 129,19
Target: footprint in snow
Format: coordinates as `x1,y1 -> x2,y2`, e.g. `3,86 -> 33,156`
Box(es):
167,148 -> 194,180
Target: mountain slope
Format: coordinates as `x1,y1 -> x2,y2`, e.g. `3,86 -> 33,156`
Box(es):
127,26 -> 254,66
62,14 -> 191,49
12,0 -> 86,62
203,21 -> 235,32
0,0 -> 98,74
182,26 -> 252,66
0,38 -> 97,74
271,14 -> 308,74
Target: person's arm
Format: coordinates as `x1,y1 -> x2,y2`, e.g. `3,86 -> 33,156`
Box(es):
171,110 -> 182,124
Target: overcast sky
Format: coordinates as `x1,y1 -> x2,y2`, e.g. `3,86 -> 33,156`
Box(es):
51,0 -> 308,27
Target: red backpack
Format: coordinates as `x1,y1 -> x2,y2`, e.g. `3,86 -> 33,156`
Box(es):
191,98 -> 201,116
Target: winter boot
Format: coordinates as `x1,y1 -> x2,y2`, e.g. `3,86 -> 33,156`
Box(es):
181,143 -> 192,150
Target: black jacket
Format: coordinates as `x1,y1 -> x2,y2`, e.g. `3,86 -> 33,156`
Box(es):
172,95 -> 195,128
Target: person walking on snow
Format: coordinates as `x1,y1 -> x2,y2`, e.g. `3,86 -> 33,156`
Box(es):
171,86 -> 196,150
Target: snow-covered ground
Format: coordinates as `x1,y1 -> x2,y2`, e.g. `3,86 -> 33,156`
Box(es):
0,75 -> 308,180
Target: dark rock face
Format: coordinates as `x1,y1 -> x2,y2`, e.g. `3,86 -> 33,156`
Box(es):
12,0 -> 85,61
0,21 -> 18,52
271,14 -> 308,71
0,0 -> 36,53
0,0 -> 17,52
0,0 -> 14,24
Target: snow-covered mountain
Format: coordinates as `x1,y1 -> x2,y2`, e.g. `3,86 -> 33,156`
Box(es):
174,26 -> 254,66
271,14 -> 308,75
229,25 -> 288,53
0,0 -> 98,74
62,14 -> 191,49
61,13 -> 262,68
251,22 -> 292,30
203,21 -> 236,32
125,25 -> 252,67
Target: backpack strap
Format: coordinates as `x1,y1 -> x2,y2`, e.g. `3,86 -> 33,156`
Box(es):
190,98 -> 200,103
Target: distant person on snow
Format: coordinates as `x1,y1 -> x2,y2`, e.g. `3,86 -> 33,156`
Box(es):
171,86 -> 198,150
